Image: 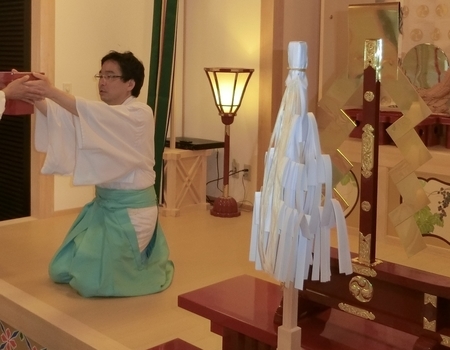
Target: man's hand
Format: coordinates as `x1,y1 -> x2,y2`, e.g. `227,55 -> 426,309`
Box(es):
3,74 -> 43,101
27,72 -> 78,116
25,72 -> 54,99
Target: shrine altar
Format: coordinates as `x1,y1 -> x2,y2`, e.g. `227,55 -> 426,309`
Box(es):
178,274 -> 428,350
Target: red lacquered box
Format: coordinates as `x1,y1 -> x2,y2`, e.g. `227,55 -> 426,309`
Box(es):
0,71 -> 40,115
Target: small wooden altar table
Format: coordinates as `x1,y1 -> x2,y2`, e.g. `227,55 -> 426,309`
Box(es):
178,275 -> 423,350
161,148 -> 212,217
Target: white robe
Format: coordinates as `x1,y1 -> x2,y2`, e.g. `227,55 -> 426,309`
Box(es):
35,96 -> 157,251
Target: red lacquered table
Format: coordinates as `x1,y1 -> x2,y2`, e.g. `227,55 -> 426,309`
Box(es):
178,275 -> 424,350
147,338 -> 201,350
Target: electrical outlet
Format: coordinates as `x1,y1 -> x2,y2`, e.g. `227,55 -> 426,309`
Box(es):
232,159 -> 239,178
243,164 -> 251,181
62,82 -> 72,93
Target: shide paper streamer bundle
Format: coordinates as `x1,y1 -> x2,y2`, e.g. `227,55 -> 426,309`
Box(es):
250,41 -> 353,290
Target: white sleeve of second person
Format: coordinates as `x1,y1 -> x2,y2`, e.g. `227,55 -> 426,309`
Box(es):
35,100 -> 77,175
0,90 -> 5,118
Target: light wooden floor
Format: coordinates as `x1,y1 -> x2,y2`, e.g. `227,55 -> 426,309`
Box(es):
1,206 -> 450,349
0,207 -> 276,350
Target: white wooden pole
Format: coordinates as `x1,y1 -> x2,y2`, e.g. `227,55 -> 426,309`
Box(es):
277,283 -> 303,350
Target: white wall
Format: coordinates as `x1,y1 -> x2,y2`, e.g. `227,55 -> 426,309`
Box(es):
53,0 -> 153,210
52,1 -> 260,211
183,1 -> 261,203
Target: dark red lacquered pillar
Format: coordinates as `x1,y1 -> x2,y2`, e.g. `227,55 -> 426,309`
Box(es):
358,39 -> 381,265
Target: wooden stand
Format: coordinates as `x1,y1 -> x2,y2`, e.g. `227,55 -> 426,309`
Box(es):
160,148 -> 211,217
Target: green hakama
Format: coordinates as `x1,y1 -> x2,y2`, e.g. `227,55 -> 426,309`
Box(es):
49,186 -> 174,297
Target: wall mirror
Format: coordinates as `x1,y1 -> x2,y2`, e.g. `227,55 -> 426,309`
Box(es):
402,43 -> 449,90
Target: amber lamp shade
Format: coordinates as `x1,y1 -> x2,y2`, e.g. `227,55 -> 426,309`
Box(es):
204,67 -> 253,218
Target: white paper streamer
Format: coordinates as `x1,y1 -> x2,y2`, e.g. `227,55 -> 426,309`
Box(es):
249,41 -> 353,289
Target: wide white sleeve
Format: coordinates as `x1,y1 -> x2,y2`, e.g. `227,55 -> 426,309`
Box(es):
72,97 -> 151,185
0,90 -> 5,118
35,100 -> 77,175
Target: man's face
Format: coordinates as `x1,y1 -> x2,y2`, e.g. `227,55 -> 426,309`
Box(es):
97,60 -> 135,105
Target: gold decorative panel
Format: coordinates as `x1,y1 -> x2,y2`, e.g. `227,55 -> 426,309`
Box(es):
318,2 -> 433,257
338,302 -> 375,320
349,276 -> 373,302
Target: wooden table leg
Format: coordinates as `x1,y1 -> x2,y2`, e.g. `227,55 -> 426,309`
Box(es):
222,327 -> 275,350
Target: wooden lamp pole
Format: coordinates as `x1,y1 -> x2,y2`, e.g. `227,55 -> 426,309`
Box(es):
204,68 -> 253,218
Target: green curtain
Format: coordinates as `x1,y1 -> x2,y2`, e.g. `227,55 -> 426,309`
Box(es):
147,0 -> 178,202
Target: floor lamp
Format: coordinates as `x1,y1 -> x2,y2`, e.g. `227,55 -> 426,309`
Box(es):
204,67 -> 254,218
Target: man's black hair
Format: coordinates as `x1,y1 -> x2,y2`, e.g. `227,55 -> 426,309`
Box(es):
101,51 -> 145,97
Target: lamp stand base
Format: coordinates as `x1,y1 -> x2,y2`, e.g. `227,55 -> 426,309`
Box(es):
210,196 -> 241,218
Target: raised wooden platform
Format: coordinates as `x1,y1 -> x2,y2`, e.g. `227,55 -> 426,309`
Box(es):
0,211 -> 245,350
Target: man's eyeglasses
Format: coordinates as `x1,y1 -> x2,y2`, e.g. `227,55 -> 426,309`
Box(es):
94,74 -> 123,81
